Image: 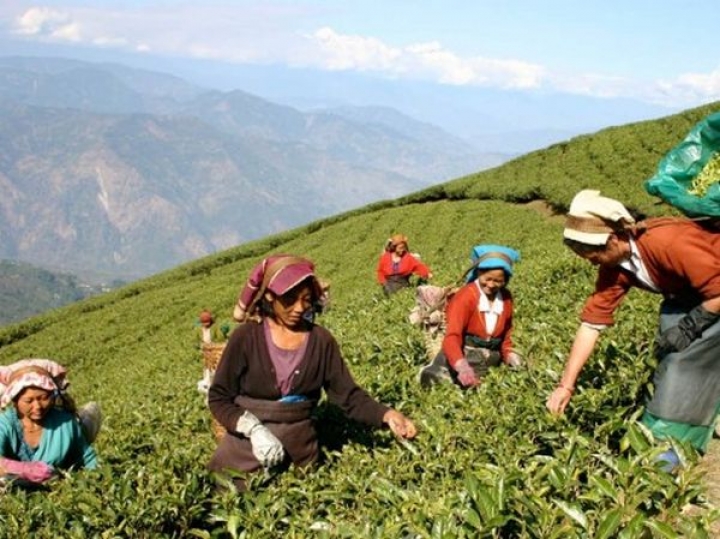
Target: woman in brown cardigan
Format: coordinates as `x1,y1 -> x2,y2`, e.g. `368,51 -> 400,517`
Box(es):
209,254 -> 416,490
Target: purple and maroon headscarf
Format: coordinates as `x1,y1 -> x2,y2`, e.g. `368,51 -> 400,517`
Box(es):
234,254 -> 321,321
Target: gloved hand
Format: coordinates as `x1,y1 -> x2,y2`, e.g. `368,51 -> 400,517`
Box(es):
235,411 -> 284,468
655,305 -> 720,358
505,351 -> 523,368
0,457 -> 54,483
454,358 -> 479,388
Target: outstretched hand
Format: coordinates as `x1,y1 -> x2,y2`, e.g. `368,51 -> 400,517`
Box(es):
546,385 -> 573,415
454,358 -> 480,388
383,410 -> 417,439
505,351 -> 524,368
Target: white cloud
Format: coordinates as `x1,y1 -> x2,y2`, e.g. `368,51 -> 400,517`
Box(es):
306,27 -> 545,89
550,72 -> 630,98
92,36 -> 128,48
651,68 -> 720,107
6,6 -> 720,107
310,27 -> 401,71
14,7 -> 81,41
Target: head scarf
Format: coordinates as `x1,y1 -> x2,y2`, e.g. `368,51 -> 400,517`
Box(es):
388,234 -> 409,251
0,359 -> 68,408
466,244 -> 520,282
199,309 -> 214,326
234,254 -> 321,321
563,189 -> 636,246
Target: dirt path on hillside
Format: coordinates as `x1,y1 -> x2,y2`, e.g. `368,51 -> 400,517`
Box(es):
523,199 -> 565,221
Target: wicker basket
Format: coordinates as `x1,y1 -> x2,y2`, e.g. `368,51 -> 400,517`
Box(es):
201,342 -> 228,441
201,342 -> 226,371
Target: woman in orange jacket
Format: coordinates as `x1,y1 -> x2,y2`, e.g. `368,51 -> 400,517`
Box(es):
419,244 -> 523,388
376,234 -> 432,295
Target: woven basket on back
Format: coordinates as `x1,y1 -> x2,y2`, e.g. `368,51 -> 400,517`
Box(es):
201,342 -> 228,441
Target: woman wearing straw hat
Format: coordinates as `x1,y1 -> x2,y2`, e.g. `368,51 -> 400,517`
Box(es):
546,189 -> 720,470
419,244 -> 523,388
209,254 -> 417,490
0,359 -> 99,486
376,234 -> 433,295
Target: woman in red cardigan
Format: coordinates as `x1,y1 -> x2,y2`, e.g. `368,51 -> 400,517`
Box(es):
376,234 -> 432,295
419,244 -> 523,388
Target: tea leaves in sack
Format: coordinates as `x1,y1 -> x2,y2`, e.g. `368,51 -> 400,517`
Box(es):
645,111 -> 720,217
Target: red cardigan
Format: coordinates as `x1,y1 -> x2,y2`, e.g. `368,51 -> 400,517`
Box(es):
441,282 -> 514,368
376,252 -> 430,284
581,218 -> 720,325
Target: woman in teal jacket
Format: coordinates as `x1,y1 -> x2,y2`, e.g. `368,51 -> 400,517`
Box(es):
0,360 -> 98,485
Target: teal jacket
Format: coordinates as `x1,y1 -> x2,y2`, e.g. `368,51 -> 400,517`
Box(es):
0,407 -> 97,470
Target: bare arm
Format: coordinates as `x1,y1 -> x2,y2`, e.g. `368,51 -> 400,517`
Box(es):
702,296 -> 720,314
546,324 -> 601,415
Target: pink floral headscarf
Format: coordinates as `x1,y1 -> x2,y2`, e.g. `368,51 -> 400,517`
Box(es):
0,359 -> 68,408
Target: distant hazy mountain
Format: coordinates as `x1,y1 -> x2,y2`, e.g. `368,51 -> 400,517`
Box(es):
181,93 -> 505,183
0,260 -> 116,326
0,55 -> 204,113
195,63 -> 677,154
0,56 -> 507,279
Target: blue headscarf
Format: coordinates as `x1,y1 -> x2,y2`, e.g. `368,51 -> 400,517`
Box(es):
466,244 -> 520,283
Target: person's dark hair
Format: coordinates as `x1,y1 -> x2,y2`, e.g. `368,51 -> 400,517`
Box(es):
468,265 -> 510,284
258,276 -> 322,319
563,237 -> 608,254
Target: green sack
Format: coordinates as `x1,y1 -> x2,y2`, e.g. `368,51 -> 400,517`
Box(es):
644,111 -> 720,217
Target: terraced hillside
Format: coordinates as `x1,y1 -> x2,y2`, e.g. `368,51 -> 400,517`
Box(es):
0,102 -> 719,537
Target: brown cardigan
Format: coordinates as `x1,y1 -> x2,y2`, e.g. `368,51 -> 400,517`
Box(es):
581,218 -> 720,325
208,320 -> 389,432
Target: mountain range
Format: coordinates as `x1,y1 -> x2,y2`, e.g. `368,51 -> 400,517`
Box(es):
0,55 -> 508,281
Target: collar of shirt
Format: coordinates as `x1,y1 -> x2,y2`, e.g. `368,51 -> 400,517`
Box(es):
476,283 -> 504,314
619,238 -> 660,292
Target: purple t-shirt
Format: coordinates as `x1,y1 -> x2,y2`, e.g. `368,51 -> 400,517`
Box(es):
263,321 -> 309,395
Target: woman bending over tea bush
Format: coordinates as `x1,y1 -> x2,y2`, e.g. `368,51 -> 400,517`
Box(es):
208,254 -> 417,491
419,244 -> 523,389
0,359 -> 99,486
547,190 -> 720,469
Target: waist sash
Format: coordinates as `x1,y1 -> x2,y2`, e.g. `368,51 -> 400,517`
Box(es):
209,395 -> 319,481
464,335 -> 502,351
647,300 -> 720,426
234,395 -> 315,424
384,274 -> 411,294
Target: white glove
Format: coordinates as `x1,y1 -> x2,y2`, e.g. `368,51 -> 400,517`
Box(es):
235,411 -> 285,468
505,351 -> 523,368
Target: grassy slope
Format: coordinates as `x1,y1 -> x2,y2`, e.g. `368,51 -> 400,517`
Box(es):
0,103 -> 718,537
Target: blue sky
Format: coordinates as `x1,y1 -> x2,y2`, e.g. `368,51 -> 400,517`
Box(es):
1,0 -> 719,108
